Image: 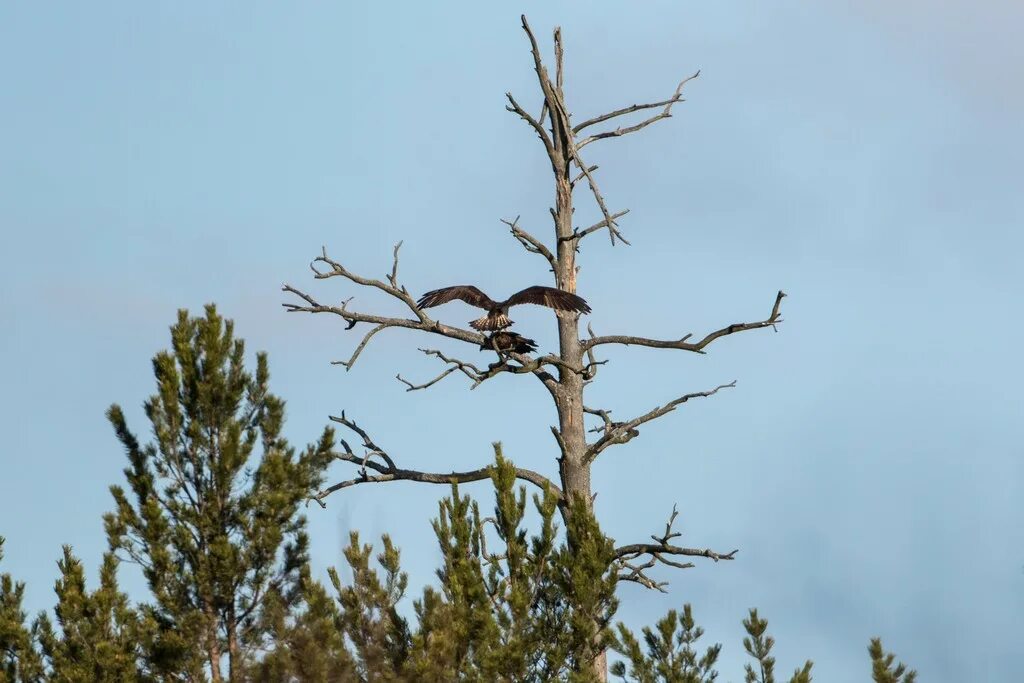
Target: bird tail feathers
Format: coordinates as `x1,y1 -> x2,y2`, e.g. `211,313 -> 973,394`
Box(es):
470,314 -> 512,331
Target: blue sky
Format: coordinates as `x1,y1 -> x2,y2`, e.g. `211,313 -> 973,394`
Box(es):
1,2 -> 1021,680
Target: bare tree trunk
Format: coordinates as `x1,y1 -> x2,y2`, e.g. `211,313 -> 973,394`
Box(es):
552,147 -> 589,508
227,612 -> 239,682
543,103 -> 610,680
206,609 -> 222,683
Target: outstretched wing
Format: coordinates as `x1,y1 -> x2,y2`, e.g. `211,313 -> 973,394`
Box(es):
504,286 -> 592,315
417,285 -> 496,310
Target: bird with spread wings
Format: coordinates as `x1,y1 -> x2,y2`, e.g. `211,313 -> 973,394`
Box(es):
417,285 -> 591,332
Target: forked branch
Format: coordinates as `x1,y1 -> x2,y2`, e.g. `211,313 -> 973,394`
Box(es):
282,246 -> 485,359
309,414 -> 563,507
575,71 -> 701,149
614,505 -> 737,592
502,216 -> 557,271
586,381 -> 736,462
283,245 -> 560,392
584,290 -> 786,353
511,15 -> 630,247
397,347 -> 559,393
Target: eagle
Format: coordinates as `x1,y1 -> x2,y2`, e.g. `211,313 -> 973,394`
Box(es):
479,331 -> 538,354
416,285 -> 591,331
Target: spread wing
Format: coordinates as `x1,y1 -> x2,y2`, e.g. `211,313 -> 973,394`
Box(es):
417,285 -> 497,310
504,286 -> 592,314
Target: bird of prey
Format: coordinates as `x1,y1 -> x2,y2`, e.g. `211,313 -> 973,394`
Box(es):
479,331 -> 538,354
417,285 -> 591,331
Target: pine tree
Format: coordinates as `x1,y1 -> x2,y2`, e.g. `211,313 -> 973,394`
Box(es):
0,538 -> 44,683
315,467 -> 911,683
611,605 -> 815,683
35,549 -> 142,682
326,449 -> 620,682
610,604 -> 721,683
330,533 -> 411,680
103,305 -> 335,680
868,638 -> 916,683
242,568 -> 356,682
740,609 -> 813,683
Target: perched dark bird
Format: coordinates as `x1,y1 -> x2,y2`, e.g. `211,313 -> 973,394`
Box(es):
479,331 -> 538,354
417,285 -> 591,331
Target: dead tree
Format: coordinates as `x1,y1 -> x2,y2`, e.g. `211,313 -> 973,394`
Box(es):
283,15 -> 784,680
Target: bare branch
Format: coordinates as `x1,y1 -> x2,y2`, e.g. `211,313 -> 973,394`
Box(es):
506,92 -> 555,157
520,15 -> 556,108
283,282 -> 482,362
329,411 -> 396,470
397,348 -> 484,391
575,71 -> 700,149
311,464 -> 562,509
586,381 -> 736,462
331,323 -> 388,370
584,290 -> 786,353
309,421 -> 562,507
502,216 -> 557,271
554,27 -> 564,94
565,210 -> 631,244
396,366 -> 461,392
387,240 -> 404,288
581,321 -> 603,383
570,164 -> 598,188
616,544 -> 737,566
285,261 -> 562,394
395,347 -> 560,396
574,96 -> 681,133
516,14 -> 633,248
282,246 -> 514,371
614,505 -> 737,591
311,246 -> 422,315
573,158 -> 629,246
584,405 -> 615,433
549,92 -> 630,247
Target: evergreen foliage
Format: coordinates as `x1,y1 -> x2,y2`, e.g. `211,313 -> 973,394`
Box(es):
35,549 -> 141,682
102,305 -> 335,680
609,604 -> 814,683
330,533 -> 410,680
0,310 -> 920,681
610,604 -> 721,683
310,449 -> 619,682
868,638 -> 917,683
0,538 -> 44,683
741,609 -> 813,683
242,568 -> 356,682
